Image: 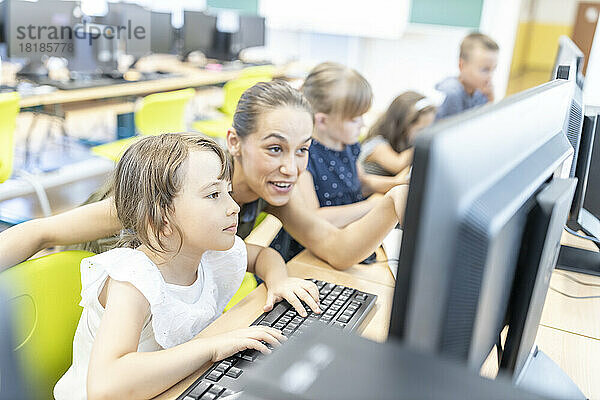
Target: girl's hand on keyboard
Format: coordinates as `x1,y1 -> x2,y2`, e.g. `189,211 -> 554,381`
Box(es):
264,277 -> 321,317
207,326 -> 287,362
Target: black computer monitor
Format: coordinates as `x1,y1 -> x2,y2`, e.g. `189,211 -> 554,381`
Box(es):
150,10 -> 174,54
183,10 -> 217,57
551,36 -> 584,90
556,112 -> 600,276
235,15 -> 265,52
7,0 -> 76,75
94,2 -> 150,59
69,23 -> 118,75
389,79 -> 577,379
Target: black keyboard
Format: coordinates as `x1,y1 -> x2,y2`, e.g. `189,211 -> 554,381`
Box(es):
176,279 -> 377,400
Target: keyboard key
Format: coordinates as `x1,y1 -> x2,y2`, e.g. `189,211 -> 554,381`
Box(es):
206,370 -> 223,382
222,389 -> 236,397
261,303 -> 288,324
338,315 -> 351,323
215,363 -> 229,373
208,385 -> 224,396
241,349 -> 260,362
282,327 -> 294,336
355,293 -> 368,301
199,393 -> 217,400
189,381 -> 212,398
225,367 -> 243,378
333,322 -> 346,329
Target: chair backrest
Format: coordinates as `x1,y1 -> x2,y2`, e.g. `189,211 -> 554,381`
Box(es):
220,75 -> 272,117
0,250 -> 94,399
239,65 -> 276,79
134,88 -> 195,136
0,92 -> 21,183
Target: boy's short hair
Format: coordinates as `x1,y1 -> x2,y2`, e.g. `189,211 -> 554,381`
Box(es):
460,32 -> 499,61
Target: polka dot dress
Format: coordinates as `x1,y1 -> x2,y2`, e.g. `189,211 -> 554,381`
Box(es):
308,140 -> 364,207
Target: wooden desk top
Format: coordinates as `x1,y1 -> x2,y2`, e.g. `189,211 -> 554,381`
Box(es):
292,248 -> 396,288
19,64 -> 289,108
540,270 -> 600,340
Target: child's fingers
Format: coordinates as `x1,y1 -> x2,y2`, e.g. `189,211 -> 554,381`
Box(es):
241,338 -> 271,355
284,290 -> 308,317
248,327 -> 286,346
301,280 -> 320,304
294,287 -> 320,314
263,293 -> 277,311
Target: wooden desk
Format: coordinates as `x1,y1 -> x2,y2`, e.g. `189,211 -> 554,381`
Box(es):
292,248 -> 395,288
19,64 -> 290,108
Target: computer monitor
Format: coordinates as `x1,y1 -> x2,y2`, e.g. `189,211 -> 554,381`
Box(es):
389,79 -> 577,378
551,36 -> 584,90
69,23 -> 118,75
150,11 -> 174,54
548,39 -> 585,179
234,15 -> 265,52
556,112 -> 600,276
7,0 -> 76,75
183,10 -> 217,57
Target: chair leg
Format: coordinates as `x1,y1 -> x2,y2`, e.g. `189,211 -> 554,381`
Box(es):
17,171 -> 52,217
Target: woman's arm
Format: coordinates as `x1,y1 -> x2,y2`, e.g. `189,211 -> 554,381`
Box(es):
0,199 -> 121,270
268,185 -> 409,270
87,277 -> 285,400
296,171 -> 379,228
365,142 -> 413,175
360,166 -> 411,195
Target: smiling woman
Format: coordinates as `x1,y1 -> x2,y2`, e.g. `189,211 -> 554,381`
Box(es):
0,80 -> 408,271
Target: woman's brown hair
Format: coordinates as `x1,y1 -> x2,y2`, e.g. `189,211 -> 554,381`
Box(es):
112,133 -> 232,254
233,80 -> 313,138
365,91 -> 436,153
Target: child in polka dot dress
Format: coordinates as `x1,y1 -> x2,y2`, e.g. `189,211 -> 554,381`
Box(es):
271,62 -> 380,261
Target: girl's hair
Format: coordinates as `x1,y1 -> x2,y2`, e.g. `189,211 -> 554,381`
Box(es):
112,133 -> 232,253
365,91 -> 436,153
233,80 -> 313,138
301,61 -> 372,120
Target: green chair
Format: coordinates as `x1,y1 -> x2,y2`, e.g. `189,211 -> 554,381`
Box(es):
0,250 -> 94,399
0,92 -> 20,184
193,75 -> 272,139
92,88 -> 195,162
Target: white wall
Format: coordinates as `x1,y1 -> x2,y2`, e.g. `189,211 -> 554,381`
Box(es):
264,0 -> 521,113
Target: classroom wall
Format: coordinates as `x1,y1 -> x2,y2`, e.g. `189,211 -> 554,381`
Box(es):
511,0 -> 600,72
265,0 -> 521,112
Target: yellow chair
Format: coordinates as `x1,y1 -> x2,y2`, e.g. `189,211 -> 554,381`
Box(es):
92,88 -> 195,162
223,212 -> 272,312
193,75 -> 272,139
134,88 -> 195,136
239,65 -> 276,80
0,250 -> 94,399
224,272 -> 258,312
0,92 -> 20,184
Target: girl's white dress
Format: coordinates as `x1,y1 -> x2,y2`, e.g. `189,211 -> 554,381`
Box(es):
54,236 -> 247,400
